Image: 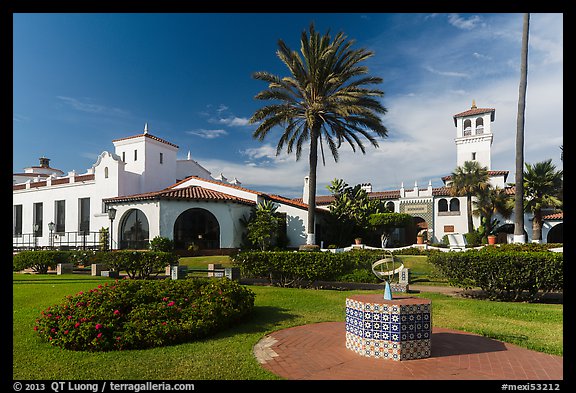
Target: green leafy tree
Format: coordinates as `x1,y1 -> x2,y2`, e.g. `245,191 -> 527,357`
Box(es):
368,212 -> 413,247
249,24 -> 388,245
523,159 -> 563,242
473,185 -> 514,240
243,200 -> 282,251
449,160 -> 490,233
324,178 -> 384,246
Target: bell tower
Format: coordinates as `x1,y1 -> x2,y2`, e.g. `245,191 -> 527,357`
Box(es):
452,100 -> 495,170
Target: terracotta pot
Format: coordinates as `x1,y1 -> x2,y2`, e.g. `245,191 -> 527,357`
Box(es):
416,236 -> 424,244
354,238 -> 362,245
488,235 -> 497,245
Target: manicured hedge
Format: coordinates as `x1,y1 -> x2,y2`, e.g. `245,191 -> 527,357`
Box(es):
34,278 -> 255,351
13,250 -> 178,279
104,250 -> 178,279
428,247 -> 563,301
232,249 -> 402,287
13,250 -> 72,274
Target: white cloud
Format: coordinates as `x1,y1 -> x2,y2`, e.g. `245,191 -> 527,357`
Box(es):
423,65 -> 469,78
447,14 -> 483,30
186,14 -> 563,198
56,96 -> 129,116
217,116 -> 251,127
186,129 -> 228,139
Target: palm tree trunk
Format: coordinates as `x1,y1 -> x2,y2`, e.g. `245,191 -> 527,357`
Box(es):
532,209 -> 542,242
514,13 -> 530,243
467,194 -> 474,233
306,129 -> 319,245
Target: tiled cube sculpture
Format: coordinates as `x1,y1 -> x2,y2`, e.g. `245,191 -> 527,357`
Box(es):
345,294 -> 431,361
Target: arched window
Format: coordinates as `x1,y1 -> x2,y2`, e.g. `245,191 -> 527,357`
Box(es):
449,198 -> 460,212
119,209 -> 150,249
385,201 -> 395,212
104,167 -> 109,179
438,199 -> 448,212
475,117 -> 484,134
463,119 -> 472,136
173,208 -> 220,250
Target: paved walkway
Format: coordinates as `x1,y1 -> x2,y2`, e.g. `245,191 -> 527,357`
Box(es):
253,322 -> 563,380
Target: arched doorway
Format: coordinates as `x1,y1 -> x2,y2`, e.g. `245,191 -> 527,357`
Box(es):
119,209 -> 150,249
546,223 -> 563,244
173,208 -> 220,250
412,216 -> 428,244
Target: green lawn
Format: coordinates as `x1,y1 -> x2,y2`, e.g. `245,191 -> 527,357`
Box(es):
13,273 -> 562,380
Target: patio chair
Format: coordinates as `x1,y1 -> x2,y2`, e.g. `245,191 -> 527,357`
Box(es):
447,233 -> 467,251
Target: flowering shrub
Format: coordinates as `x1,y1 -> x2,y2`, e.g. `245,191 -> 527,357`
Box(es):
34,278 -> 255,351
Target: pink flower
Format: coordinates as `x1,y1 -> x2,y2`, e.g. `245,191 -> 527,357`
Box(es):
64,330 -> 69,335
97,333 -> 102,338
33,326 -> 38,331
113,309 -> 120,315
95,324 -> 102,330
162,297 -> 169,301
167,301 -> 175,307
74,322 -> 81,328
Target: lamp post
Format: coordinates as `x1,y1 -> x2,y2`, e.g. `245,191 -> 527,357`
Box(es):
33,224 -> 39,249
108,207 -> 117,251
48,222 -> 55,249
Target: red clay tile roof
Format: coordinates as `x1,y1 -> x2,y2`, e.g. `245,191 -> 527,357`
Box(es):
453,107 -> 495,118
453,107 -> 495,126
103,185 -> 255,205
543,212 -> 563,220
266,194 -> 327,213
292,195 -> 335,206
112,132 -> 179,148
442,170 -> 509,182
172,176 -> 264,196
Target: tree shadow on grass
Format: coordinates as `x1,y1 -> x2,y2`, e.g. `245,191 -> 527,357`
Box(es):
213,305 -> 299,339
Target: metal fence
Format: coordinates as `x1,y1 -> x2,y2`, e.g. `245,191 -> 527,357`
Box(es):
13,231 -> 101,251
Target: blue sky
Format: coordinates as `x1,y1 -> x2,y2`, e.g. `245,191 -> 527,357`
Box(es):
13,13 -> 563,199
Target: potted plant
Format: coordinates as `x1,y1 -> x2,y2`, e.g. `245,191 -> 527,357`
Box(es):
416,230 -> 427,244
487,234 -> 497,245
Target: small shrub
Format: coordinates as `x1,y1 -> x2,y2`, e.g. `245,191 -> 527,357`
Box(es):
149,236 -> 174,252
13,250 -> 71,274
34,278 -> 255,351
104,250 -> 178,279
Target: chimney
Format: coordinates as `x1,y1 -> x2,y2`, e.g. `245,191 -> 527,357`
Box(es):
302,176 -> 309,203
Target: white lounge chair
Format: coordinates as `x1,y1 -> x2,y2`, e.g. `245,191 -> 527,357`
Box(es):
447,233 -> 467,251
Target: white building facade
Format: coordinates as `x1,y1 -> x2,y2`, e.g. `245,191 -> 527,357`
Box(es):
13,102 -> 562,251
307,102 -> 563,245
13,125 -> 318,251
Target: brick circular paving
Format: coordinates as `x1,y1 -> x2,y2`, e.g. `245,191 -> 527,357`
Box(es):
254,322 -> 563,380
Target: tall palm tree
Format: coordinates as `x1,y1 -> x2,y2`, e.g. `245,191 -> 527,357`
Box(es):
514,13 -> 530,243
473,185 -> 514,237
449,160 -> 490,233
523,159 -> 563,242
249,24 -> 388,245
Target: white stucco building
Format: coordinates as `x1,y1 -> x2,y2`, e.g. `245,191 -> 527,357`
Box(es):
13,125 -> 320,251
13,102 -> 562,251
300,102 -> 563,245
